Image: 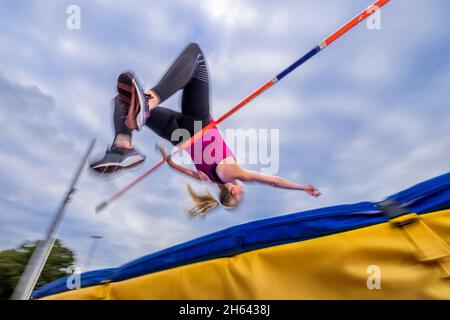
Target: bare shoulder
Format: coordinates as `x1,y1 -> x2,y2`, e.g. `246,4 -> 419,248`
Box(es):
218,156 -> 238,166
216,156 -> 242,182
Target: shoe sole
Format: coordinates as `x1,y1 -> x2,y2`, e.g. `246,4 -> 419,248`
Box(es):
131,77 -> 147,131
91,155 -> 145,174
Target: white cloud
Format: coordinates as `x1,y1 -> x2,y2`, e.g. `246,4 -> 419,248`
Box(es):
195,0 -> 258,29
0,0 -> 448,273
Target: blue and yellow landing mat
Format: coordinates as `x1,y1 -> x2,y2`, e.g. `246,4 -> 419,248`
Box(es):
33,172 -> 450,299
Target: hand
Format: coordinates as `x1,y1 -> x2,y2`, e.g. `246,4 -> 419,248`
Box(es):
302,184 -> 321,197
155,143 -> 170,161
144,89 -> 160,110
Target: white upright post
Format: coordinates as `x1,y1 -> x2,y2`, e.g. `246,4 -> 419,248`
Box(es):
11,139 -> 95,300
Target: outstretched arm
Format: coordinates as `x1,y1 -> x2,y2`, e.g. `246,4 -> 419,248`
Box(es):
239,170 -> 321,197
156,144 -> 208,182
167,158 -> 200,180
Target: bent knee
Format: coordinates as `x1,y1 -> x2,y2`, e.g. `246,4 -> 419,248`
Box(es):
186,42 -> 202,55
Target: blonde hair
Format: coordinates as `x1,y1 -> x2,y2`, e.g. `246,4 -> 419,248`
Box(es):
186,185 -> 219,217
186,185 -> 239,217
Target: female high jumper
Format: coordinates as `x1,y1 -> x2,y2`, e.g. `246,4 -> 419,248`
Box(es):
90,43 -> 320,216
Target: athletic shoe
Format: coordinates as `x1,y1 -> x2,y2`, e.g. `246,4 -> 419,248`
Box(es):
131,76 -> 148,130
89,145 -> 145,174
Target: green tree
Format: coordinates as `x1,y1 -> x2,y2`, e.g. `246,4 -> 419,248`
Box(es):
0,239 -> 75,300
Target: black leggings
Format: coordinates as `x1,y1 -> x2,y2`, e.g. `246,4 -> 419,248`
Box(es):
114,43 -> 211,146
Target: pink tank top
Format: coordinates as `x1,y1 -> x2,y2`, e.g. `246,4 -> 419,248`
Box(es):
187,125 -> 234,184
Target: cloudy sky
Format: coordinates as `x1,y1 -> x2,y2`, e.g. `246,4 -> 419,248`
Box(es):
0,0 -> 449,271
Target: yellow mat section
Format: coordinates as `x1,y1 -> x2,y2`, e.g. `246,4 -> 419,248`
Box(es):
42,209 -> 450,300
